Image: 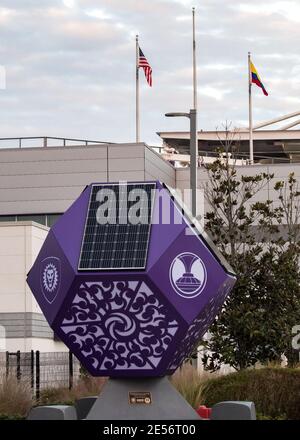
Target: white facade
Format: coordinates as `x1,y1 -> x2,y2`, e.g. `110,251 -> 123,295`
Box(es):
0,221 -> 66,352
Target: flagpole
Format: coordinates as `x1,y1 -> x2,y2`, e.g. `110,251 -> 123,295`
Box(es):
248,51 -> 254,164
191,7 -> 198,218
192,7 -> 197,110
136,35 -> 140,143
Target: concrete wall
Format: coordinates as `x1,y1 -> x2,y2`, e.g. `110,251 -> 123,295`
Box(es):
145,147 -> 175,187
176,162 -> 300,216
0,143 -> 176,216
1,142 -> 298,218
0,221 -> 66,352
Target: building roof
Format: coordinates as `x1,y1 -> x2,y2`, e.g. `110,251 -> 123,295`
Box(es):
158,111 -> 300,163
158,129 -> 300,142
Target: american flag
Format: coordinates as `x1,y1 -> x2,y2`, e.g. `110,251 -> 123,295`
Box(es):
138,47 -> 152,87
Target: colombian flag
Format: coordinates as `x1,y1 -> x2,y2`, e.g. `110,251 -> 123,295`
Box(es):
250,61 -> 268,96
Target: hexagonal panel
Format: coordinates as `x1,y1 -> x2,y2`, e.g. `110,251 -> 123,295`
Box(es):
55,278 -> 183,376
27,181 -> 236,377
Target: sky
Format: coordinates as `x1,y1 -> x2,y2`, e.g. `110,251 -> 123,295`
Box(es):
0,0 -> 300,146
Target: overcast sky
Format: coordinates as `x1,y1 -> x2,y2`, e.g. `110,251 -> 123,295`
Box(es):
0,0 -> 299,145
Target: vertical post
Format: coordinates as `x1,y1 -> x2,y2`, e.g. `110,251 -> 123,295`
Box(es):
31,350 -> 34,390
248,52 -> 253,164
6,351 -> 9,378
69,351 -> 73,390
192,8 -> 198,218
192,7 -> 197,111
16,350 -> 21,381
190,109 -> 197,218
136,35 -> 140,143
35,350 -> 40,401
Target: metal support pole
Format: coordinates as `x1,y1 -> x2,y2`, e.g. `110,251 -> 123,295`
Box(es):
136,35 -> 140,143
190,109 -> 197,218
69,351 -> 73,390
165,110 -> 197,217
248,52 -> 254,164
36,350 -> 40,401
6,351 -> 9,378
31,350 -> 34,389
192,7 -> 197,111
16,350 -> 21,381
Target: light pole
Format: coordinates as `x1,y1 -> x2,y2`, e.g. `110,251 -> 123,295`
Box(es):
165,109 -> 198,218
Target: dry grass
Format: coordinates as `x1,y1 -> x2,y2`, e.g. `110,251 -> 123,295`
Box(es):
171,364 -> 217,409
0,374 -> 33,418
38,376 -> 107,406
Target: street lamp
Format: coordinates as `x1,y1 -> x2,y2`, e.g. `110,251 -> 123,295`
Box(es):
165,109 -> 198,218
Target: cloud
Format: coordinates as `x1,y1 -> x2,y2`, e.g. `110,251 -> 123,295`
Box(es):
0,0 -> 299,145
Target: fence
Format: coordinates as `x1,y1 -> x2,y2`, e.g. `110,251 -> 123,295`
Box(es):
0,136 -> 112,149
0,351 -> 80,399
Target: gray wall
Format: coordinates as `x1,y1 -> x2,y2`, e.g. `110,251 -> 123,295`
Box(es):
0,312 -> 53,339
0,142 -> 299,218
0,143 -> 175,216
176,162 -> 300,216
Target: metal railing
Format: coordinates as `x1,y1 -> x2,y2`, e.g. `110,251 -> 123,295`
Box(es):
160,147 -> 297,165
0,136 -> 113,149
0,137 -> 297,164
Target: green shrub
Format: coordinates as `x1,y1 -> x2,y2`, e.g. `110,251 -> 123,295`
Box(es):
0,413 -> 26,420
201,367 -> 300,420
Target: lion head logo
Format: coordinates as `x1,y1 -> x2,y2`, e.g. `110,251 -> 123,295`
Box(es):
40,257 -> 61,303
43,263 -> 58,292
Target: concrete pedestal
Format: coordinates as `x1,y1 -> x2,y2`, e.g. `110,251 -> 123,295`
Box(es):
211,401 -> 256,420
75,396 -> 98,420
27,405 -> 77,420
86,377 -> 200,420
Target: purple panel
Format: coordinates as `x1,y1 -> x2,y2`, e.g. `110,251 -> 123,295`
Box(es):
27,231 -> 75,325
51,185 -> 91,271
55,277 -> 184,377
166,276 -> 236,374
148,226 -> 230,324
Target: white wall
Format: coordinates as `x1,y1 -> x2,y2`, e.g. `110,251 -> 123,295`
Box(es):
0,222 -> 67,352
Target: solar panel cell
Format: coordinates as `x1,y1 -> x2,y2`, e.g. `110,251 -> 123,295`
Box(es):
78,183 -> 155,271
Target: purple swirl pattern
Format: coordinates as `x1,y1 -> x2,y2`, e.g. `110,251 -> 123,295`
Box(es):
60,280 -> 179,373
167,280 -> 233,372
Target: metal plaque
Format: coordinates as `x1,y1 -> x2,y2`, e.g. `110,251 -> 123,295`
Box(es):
129,391 -> 152,405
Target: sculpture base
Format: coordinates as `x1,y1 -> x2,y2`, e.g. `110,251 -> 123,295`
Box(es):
86,377 -> 200,420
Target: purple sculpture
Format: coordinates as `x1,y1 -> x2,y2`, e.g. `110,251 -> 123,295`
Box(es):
27,181 -> 236,377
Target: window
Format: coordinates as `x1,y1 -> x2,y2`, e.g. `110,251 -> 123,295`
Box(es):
0,215 -> 16,222
17,214 -> 46,225
0,213 -> 62,227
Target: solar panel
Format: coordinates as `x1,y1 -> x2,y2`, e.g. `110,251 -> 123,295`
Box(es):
78,183 -> 156,271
